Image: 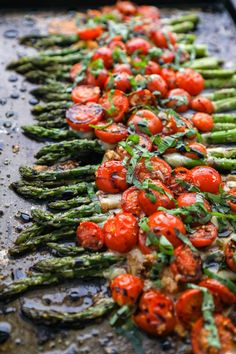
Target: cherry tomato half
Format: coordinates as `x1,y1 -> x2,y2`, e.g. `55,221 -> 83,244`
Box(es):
184,142 -> 207,160
176,289 -> 203,327
116,1 -> 137,15
71,85 -> 101,104
138,5 -> 160,20
77,26 -> 103,40
66,102 -> 104,132
96,160 -> 128,194
199,278 -> 236,305
105,73 -> 131,92
192,112 -> 214,132
176,68 -> 204,96
191,166 -> 222,194
121,186 -> 142,216
92,46 -> 113,69
95,122 -> 128,144
126,37 -> 151,55
128,109 -> 163,135
166,88 -> 191,113
146,74 -> 168,97
129,89 -> 155,107
191,96 -> 214,114
76,221 -> 104,251
167,167 -> 193,197
110,273 -> 143,306
134,156 -> 172,183
99,89 -> 129,122
189,223 -> 217,248
177,192 -> 211,211
113,63 -> 132,75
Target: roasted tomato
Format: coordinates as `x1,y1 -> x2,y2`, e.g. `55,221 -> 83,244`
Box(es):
184,142 -> 207,160
228,187 -> 236,212
191,166 -> 222,194
134,156 -> 172,183
170,245 -> 202,283
160,50 -> 175,64
191,96 -> 214,114
96,160 -> 128,193
116,1 -> 137,15
86,67 -> 109,89
133,289 -> 176,336
109,39 -> 126,50
162,115 -> 193,135
146,74 -> 168,97
191,315 -> 236,354
167,167 -> 193,197
189,223 -> 218,248
145,61 -> 161,75
121,186 -> 142,216
99,89 -> 129,122
138,180 -> 175,216
126,37 -> 151,55
161,68 -> 177,90
95,122 -> 128,144
199,278 -> 236,305
166,88 -> 191,113
113,63 -> 132,75
148,211 -> 185,248
138,229 -> 154,255
127,109 -> 163,135
110,273 -> 143,306
77,25 -> 103,40
71,85 -> 101,104
138,5 -> 160,20
177,192 -> 211,211
76,221 -> 104,251
129,89 -> 155,106
66,102 -> 103,132
176,289 -> 203,327
225,238 -> 236,272
116,134 -> 152,160
176,68 -> 204,96
150,30 -> 176,48
191,112 -> 214,132
103,212 -> 138,253
92,46 -> 113,69
105,72 -> 131,92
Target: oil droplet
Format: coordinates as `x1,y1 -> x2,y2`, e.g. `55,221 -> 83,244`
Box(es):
8,74 -> 18,82
0,322 -> 11,344
3,29 -> 19,39
3,121 -> 12,128
0,98 -> 7,105
5,111 -> 15,118
23,16 -> 36,27
10,92 -> 19,99
29,97 -> 39,105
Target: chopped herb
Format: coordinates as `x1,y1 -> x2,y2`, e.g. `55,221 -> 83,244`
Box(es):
203,268 -> 236,295
175,229 -> 198,253
89,119 -> 113,130
139,217 -> 150,232
159,235 -> 174,256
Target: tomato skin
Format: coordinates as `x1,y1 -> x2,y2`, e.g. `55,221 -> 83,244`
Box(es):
128,109 -> 163,135
105,73 -> 131,92
177,192 -> 211,211
160,50 -> 175,64
133,289 -> 176,336
92,47 -> 113,69
129,89 -> 155,106
86,68 -> 109,89
138,5 -> 160,20
167,167 -> 193,197
150,30 -> 176,48
138,180 -> 175,216
134,156 -> 172,184
99,89 -> 129,122
166,88 -> 191,113
225,239 -> 236,272
77,26 -> 103,40
148,211 -> 185,248
66,102 -> 104,132
126,37 -> 151,55
95,122 -> 128,144
191,112 -> 214,132
161,68 -> 177,89
71,85 -> 101,104
170,245 -> 202,283
191,315 -> 236,354
76,221 -> 104,251
191,96 -> 214,114
199,278 -> 236,305
116,134 -> 153,160
228,187 -> 236,212
138,229 -> 153,255
110,273 -> 143,306
121,186 -> 142,216
189,223 -> 218,248
96,160 -> 128,194
103,212 -> 138,253
176,69 -> 204,96
191,166 -> 222,194
113,63 -> 132,75
116,1 -> 137,15
176,289 -> 203,327
184,142 -> 207,160
145,61 -> 161,75
146,74 -> 168,97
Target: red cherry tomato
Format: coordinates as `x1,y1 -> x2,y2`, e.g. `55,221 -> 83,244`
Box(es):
116,1 -> 137,15
184,142 -> 207,160
199,278 -> 236,305
126,37 -> 151,55
109,40 -> 126,51
166,88 -> 191,113
161,68 -> 177,89
113,63 -> 132,75
176,289 -> 203,327
192,112 -> 214,132
138,229 -> 154,255
176,68 -> 204,96
160,50 -> 175,64
191,96 -> 214,114
105,73 -> 131,92
170,245 -> 202,283
71,85 -> 101,104
121,186 -> 142,216
103,212 -> 138,253
138,180 -> 175,216
86,67 -> 109,89
110,273 -> 143,306
76,221 -> 104,251
77,26 -> 103,40
162,115 -> 190,136
145,61 -> 161,75
146,74 -> 168,97
191,315 -> 236,354
129,89 -> 155,106
95,122 -> 128,144
189,223 -> 218,248
228,187 -> 236,212
128,109 -> 163,135
133,289 -> 176,336
134,156 -> 172,183
92,46 -> 113,69
148,211 -> 185,248
96,160 -> 128,194
177,192 -> 211,211
191,166 -> 222,194
150,30 -> 176,48
138,5 -> 160,20
66,102 -> 103,132
167,167 -> 193,197
116,134 -> 153,160
225,238 -> 236,272
99,89 -> 129,122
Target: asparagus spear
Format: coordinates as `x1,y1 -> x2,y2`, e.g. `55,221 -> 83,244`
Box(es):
31,101 -> 72,115
48,196 -> 92,211
37,119 -> 67,129
25,70 -> 70,84
35,110 -> 66,122
183,57 -> 221,69
197,69 -> 235,78
176,33 -> 196,44
179,44 -> 208,57
14,224 -> 47,245
207,148 -> 236,159
11,181 -> 94,200
22,297 -> 115,326
22,125 -> 83,141
163,13 -> 199,25
169,21 -> 196,33
47,242 -> 84,256
19,33 -> 78,49
205,75 -> 236,89
213,123 -> 236,132
203,129 -> 236,144
213,97 -> 236,112
203,88 -> 236,100
213,113 -> 236,123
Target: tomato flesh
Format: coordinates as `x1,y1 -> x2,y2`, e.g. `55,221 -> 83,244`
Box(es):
128,109 -> 163,135
95,122 -> 128,144
99,89 -> 129,122
189,223 -> 218,248
76,221 -> 104,251
121,186 -> 142,216
191,166 -> 222,194
191,96 -> 214,114
192,112 -> 214,132
166,88 -> 191,113
66,102 -> 104,132
176,68 -> 204,96
96,160 -> 128,194
71,85 -> 101,104
110,273 -> 143,306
